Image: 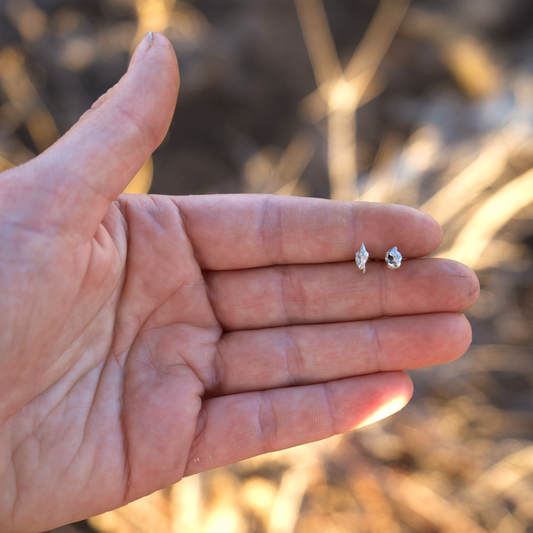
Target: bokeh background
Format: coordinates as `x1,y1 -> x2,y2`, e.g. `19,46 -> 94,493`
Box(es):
2,0 -> 533,531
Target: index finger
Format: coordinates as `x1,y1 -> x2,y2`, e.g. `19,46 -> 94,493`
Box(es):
173,195 -> 442,270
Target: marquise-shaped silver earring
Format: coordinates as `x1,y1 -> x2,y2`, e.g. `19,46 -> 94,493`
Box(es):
385,246 -> 402,269
356,243 -> 369,274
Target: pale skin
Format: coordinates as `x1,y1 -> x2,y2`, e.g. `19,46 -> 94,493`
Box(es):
0,33 -> 479,532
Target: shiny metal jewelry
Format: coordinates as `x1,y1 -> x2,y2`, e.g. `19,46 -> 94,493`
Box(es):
355,243 -> 369,274
385,246 -> 402,269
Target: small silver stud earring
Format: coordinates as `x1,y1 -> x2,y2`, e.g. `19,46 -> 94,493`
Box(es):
356,243 -> 369,274
385,246 -> 402,269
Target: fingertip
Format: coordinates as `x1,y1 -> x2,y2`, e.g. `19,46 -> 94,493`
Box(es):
386,370 -> 414,409
332,372 -> 413,432
126,32 -> 179,118
434,312 -> 473,364
398,370 -> 414,402
404,204 -> 443,255
353,372 -> 413,429
455,312 -> 473,358
355,202 -> 443,258
151,32 -> 180,81
439,259 -> 480,311
136,32 -> 180,111
423,209 -> 444,253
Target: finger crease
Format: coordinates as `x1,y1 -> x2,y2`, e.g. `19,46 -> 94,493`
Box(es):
323,382 -> 339,435
282,328 -> 304,386
369,320 -> 385,373
257,392 -> 278,454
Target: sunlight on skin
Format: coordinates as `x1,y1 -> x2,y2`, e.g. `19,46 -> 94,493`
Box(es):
355,390 -> 414,430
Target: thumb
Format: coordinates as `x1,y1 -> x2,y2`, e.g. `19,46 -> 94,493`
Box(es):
1,32 -> 179,239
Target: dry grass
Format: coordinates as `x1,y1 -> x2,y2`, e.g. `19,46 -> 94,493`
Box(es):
2,1 -> 533,532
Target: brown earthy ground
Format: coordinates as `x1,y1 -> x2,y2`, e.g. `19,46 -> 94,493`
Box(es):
2,1 -> 533,532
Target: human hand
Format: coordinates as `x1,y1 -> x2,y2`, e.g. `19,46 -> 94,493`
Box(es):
0,33 -> 479,532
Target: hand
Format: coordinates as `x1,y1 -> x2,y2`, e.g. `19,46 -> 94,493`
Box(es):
0,33 -> 479,532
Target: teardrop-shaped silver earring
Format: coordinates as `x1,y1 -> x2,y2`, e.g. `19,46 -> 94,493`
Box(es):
356,243 -> 369,274
385,246 -> 402,269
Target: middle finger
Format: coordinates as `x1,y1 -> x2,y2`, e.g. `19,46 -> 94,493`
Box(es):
205,258 -> 479,331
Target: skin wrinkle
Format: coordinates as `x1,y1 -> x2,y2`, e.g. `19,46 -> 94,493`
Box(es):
10,397 -> 69,524
0,171 -> 69,228
120,380 -> 132,505
323,382 -> 340,435
178,339 -> 218,387
260,195 -> 285,266
368,320 -> 385,374
350,202 -> 361,259
277,267 -> 292,327
29,302 -> 119,429
376,259 -> 391,318
9,461 -> 17,528
281,327 -> 305,387
49,242 -> 115,346
146,196 -> 168,233
276,201 -> 288,264
128,321 -> 222,396
131,238 -> 179,291
4,215 -> 77,242
172,199 -> 203,269
105,202 -> 137,367
442,271 -> 480,310
110,199 -> 138,358
258,391 -> 278,455
108,100 -> 161,151
108,340 -> 151,503
184,403 -> 208,476
63,357 -> 108,480
103,348 -> 130,499
259,196 -> 271,266
312,271 -> 331,316
89,86 -> 117,112
279,266 -> 299,326
202,273 -> 224,330
73,166 -> 117,215
142,333 -> 162,378
62,284 -> 120,346
466,284 -> 480,309
404,263 -> 480,312
144,342 -> 202,385
112,203 -> 164,355
211,338 -> 226,396
3,313 -> 63,425
111,200 -> 130,244
283,264 -> 311,325
9,432 -> 37,527
10,361 -> 100,468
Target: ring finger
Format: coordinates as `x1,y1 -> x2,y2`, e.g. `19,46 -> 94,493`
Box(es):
205,258 -> 479,331
210,312 -> 471,396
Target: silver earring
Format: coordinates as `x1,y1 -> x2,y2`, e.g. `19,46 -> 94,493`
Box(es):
385,246 -> 402,269
356,243 -> 369,274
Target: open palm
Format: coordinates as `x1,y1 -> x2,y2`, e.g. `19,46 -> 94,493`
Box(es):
0,34 -> 478,532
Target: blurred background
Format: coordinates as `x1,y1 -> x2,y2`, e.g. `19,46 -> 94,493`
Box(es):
1,0 -> 533,531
